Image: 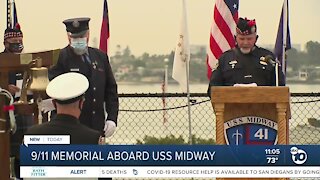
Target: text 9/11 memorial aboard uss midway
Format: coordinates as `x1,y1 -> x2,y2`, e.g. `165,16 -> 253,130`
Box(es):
1,0 -> 320,179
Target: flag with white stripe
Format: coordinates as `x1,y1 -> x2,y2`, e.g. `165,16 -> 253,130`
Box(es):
206,0 -> 239,79
172,0 -> 190,92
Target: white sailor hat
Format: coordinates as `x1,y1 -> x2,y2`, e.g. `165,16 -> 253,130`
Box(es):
46,72 -> 89,104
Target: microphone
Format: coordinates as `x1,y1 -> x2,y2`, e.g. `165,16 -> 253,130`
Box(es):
264,55 -> 276,66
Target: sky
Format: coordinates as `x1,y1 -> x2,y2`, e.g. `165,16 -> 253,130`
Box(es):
0,0 -> 319,56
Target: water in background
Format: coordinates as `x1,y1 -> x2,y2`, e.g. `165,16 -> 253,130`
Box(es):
118,83 -> 319,94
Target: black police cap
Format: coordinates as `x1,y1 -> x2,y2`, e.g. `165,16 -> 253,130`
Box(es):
63,17 -> 90,37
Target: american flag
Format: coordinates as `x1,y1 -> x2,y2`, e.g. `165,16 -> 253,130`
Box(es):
206,0 -> 239,79
274,0 -> 291,77
99,0 -> 110,55
12,0 -> 18,27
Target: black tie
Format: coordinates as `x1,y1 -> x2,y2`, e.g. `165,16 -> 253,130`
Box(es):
82,54 -> 92,76
82,54 -> 91,64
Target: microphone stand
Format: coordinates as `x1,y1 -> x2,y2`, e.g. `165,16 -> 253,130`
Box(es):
268,57 -> 279,87
275,61 -> 279,87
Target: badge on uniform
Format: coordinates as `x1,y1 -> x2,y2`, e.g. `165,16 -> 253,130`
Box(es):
92,61 -> 97,70
229,60 -> 237,69
259,56 -> 268,66
72,20 -> 80,28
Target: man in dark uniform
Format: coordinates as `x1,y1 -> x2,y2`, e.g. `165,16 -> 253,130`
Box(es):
1,24 -> 33,179
48,17 -> 119,139
25,72 -> 100,144
208,17 -> 285,96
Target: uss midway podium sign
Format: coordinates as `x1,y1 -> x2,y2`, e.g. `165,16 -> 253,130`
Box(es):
211,86 -> 290,180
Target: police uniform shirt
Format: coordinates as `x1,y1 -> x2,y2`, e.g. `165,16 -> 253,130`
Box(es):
26,114 -> 100,144
209,46 -> 285,87
48,46 -> 119,133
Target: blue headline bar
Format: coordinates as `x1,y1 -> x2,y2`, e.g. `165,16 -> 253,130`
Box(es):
20,145 -> 320,166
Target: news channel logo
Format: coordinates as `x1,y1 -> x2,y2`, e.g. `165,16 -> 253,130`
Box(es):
290,146 -> 308,165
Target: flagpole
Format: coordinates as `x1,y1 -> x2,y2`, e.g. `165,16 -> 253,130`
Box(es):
7,0 -> 11,28
181,0 -> 192,145
283,0 -> 289,145
182,0 -> 192,145
186,55 -> 192,145
164,59 -> 168,91
172,0 -> 192,144
282,0 -> 288,74
163,58 -> 169,124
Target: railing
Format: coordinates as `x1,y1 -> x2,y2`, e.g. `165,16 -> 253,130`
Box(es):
108,93 -> 320,145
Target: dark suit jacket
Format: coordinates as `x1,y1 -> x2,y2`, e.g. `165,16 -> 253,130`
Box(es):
48,46 -> 119,133
208,46 -> 285,97
25,114 -> 100,144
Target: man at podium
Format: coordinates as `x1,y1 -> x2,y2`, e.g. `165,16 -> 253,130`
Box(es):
208,17 -> 285,96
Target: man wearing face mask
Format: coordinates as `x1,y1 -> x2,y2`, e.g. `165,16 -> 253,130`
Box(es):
2,24 -> 25,95
208,17 -> 285,96
1,24 -> 34,179
49,18 -> 119,144
3,24 -> 24,53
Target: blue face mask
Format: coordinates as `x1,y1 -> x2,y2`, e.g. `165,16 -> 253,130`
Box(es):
70,38 -> 88,55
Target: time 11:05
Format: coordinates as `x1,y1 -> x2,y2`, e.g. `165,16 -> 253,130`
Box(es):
265,149 -> 280,155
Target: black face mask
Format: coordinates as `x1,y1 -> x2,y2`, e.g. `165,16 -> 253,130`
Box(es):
8,42 -> 24,53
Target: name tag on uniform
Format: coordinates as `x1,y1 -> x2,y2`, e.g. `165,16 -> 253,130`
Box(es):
70,68 -> 80,72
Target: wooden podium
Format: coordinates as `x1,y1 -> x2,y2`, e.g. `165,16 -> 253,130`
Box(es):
211,86 -> 290,180
0,49 -> 59,180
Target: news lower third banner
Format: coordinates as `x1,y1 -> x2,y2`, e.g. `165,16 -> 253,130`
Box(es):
20,141 -> 320,178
